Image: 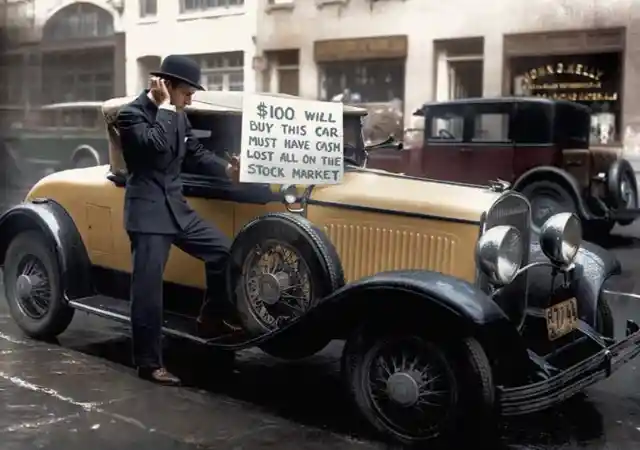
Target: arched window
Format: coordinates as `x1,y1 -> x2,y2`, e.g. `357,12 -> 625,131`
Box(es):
43,2 -> 114,42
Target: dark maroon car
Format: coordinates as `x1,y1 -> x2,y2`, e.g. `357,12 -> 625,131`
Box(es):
367,97 -> 640,235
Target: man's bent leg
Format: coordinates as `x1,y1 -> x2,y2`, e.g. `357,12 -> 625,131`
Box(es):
129,232 -> 173,369
174,217 -> 240,331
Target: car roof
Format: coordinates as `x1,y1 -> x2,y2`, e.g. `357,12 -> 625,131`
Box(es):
102,91 -> 369,117
416,96 -> 591,115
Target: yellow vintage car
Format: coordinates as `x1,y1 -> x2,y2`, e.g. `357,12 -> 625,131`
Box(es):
1,91 -> 639,447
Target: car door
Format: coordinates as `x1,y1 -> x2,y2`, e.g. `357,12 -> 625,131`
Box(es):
463,104 -> 515,185
162,182 -> 237,290
420,109 -> 470,182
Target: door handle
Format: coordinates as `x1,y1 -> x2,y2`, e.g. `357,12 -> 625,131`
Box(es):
459,147 -> 472,153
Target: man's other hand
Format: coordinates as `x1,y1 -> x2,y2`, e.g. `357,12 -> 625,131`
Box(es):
225,154 -> 240,183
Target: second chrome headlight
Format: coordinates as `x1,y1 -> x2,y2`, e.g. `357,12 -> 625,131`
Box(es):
476,225 -> 524,286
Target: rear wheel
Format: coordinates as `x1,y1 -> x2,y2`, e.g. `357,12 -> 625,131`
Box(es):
3,231 -> 74,339
343,328 -> 495,446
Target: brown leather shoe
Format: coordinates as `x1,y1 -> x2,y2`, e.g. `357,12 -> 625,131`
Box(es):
137,367 -> 181,386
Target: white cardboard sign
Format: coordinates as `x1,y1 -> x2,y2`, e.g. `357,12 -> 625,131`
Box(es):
239,94 -> 344,185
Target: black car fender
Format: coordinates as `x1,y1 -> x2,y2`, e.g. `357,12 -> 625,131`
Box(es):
607,158 -> 637,208
0,199 -> 93,300
513,166 -> 593,220
527,233 -> 620,327
219,270 -> 532,378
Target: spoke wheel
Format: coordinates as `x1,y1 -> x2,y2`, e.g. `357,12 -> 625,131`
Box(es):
229,213 -> 344,360
242,240 -> 314,331
4,231 -> 74,339
345,329 -> 495,446
364,336 -> 456,440
14,255 -> 53,320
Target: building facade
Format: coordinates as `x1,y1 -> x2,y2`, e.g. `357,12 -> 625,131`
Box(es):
123,0 -> 257,96
1,0 -> 126,109
255,0 -> 640,150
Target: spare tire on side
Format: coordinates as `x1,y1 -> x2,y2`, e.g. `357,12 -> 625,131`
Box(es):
227,212 -> 345,360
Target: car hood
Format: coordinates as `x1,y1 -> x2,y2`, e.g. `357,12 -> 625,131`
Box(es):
309,169 -> 500,223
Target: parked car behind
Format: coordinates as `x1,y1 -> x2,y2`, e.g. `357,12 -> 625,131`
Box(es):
1,101 -> 108,188
367,97 -> 640,235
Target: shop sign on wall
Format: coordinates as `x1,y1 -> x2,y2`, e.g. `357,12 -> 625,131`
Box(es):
518,62 -> 618,102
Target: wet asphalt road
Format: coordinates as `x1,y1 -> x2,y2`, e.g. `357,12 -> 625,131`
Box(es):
2,191 -> 640,448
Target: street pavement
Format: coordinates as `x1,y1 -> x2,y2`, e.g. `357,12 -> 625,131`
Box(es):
2,192 -> 640,448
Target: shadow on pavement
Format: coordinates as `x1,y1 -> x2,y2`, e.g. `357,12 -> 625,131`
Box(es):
49,321 -> 619,450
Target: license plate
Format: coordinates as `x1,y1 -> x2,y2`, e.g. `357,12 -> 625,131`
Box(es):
545,297 -> 579,341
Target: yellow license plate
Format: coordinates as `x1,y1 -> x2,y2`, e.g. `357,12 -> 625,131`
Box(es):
545,297 -> 579,341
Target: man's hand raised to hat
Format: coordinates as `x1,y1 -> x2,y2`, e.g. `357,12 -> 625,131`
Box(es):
149,76 -> 170,106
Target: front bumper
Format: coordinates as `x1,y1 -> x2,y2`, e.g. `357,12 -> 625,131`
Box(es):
497,320 -> 640,416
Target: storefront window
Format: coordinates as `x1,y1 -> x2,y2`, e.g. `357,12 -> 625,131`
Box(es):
319,59 -> 405,144
510,52 -> 622,145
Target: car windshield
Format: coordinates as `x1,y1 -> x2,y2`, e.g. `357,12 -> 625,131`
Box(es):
186,112 -> 367,172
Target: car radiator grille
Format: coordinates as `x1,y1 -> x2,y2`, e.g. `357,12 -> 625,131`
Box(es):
477,192 -> 532,297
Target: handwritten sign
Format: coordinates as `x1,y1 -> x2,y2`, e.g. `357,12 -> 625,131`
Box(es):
240,94 -> 344,185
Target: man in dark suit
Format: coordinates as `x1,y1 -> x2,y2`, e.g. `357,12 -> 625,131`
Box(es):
116,55 -> 240,385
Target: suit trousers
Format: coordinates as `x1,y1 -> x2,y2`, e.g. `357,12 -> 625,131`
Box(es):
128,216 -> 232,369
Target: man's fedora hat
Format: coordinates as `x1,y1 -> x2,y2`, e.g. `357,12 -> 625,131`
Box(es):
150,54 -> 205,91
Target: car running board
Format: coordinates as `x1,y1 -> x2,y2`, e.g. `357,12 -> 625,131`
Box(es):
67,295 -> 256,349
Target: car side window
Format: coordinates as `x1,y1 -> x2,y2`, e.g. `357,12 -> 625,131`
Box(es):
427,113 -> 464,141
472,113 -> 510,143
181,111 -> 280,204
185,112 -> 241,164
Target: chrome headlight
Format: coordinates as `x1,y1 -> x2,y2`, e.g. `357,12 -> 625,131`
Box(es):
476,225 -> 524,286
539,212 -> 582,266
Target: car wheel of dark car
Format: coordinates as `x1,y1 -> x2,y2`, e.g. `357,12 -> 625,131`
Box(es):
520,180 -> 577,231
343,327 -> 494,446
3,231 -> 74,339
617,169 -> 638,226
228,212 -> 344,360
596,295 -> 614,339
73,154 -> 99,169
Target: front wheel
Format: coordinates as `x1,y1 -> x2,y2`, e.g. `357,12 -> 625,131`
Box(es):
343,330 -> 495,446
3,231 -> 74,339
